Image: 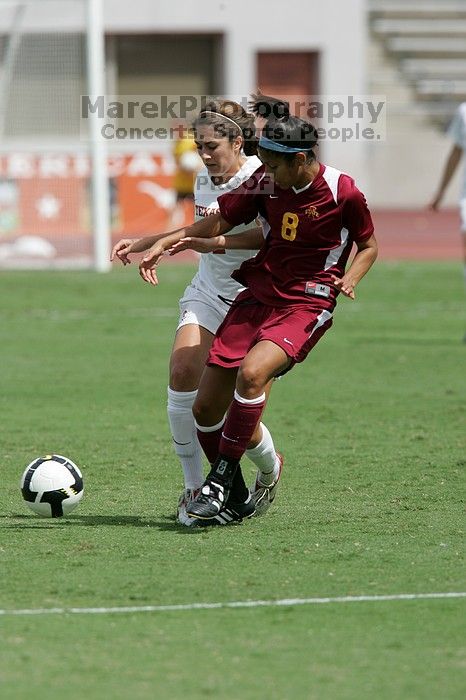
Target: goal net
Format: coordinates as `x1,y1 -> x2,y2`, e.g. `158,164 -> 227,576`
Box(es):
0,0 -> 109,269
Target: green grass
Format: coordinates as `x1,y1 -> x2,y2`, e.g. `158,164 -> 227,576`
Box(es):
0,262 -> 465,700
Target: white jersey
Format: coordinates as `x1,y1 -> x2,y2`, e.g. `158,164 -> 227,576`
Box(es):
191,156 -> 262,302
449,102 -> 466,200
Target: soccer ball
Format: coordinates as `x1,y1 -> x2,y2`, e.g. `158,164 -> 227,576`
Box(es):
20,454 -> 84,518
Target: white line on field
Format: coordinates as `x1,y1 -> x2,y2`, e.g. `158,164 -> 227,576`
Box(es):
1,592 -> 465,617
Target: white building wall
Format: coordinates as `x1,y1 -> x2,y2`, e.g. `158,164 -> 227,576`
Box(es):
101,0 -> 370,190
8,0 -> 459,207
100,0 -> 463,208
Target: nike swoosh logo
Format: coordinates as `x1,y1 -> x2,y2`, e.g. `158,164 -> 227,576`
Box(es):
269,195 -> 278,199
283,338 -> 294,346
172,439 -> 191,446
221,433 -> 239,443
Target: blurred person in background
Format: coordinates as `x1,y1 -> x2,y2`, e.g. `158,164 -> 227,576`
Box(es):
429,102 -> 466,341
169,124 -> 201,228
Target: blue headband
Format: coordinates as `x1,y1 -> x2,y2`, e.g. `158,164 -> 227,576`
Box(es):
258,136 -> 314,153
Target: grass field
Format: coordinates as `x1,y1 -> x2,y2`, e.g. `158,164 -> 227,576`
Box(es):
0,262 -> 465,700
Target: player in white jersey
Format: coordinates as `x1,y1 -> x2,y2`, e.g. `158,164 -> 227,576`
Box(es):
188,147 -> 261,314
429,102 -> 466,340
111,100 -> 282,525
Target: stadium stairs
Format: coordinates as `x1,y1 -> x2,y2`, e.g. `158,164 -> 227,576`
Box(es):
369,0 -> 466,128
365,1 -> 465,208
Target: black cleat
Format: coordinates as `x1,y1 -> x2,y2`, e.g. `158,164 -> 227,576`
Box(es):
186,478 -> 228,520
194,496 -> 256,527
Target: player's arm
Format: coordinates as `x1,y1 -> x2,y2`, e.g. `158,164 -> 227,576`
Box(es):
110,206 -> 226,267
139,213 -> 234,285
429,144 -> 463,210
168,226 -> 264,255
331,234 -> 378,300
139,169 -> 261,283
110,229 -> 185,265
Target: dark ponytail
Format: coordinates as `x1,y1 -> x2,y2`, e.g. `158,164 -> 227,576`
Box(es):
249,90 -> 290,121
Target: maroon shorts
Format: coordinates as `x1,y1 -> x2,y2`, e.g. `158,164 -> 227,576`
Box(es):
207,291 -> 334,372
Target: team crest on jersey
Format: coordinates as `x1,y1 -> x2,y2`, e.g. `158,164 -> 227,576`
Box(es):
305,205 -> 319,218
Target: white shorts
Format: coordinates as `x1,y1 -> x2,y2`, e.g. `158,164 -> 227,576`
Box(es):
460,198 -> 466,233
177,282 -> 231,335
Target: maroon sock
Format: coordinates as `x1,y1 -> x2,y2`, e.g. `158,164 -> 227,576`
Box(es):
219,393 -> 266,461
196,425 -> 223,464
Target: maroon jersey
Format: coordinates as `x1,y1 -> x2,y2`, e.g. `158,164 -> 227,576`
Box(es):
217,163 -> 374,307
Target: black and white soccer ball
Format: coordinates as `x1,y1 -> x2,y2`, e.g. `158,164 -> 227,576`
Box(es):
20,454 -> 84,518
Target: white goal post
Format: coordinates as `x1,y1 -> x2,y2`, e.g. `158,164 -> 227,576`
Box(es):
86,0 -> 111,272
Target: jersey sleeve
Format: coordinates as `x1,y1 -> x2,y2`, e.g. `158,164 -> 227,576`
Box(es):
339,176 -> 374,243
217,167 -> 265,226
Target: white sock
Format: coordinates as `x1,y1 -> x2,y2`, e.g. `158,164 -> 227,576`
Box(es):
245,422 -> 280,486
167,387 -> 204,490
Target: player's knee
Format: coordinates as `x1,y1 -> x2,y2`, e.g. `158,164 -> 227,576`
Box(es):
237,363 -> 266,398
192,396 -> 215,426
169,362 -> 197,392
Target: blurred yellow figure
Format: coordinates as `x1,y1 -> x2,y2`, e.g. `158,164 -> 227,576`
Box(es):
170,129 -> 201,227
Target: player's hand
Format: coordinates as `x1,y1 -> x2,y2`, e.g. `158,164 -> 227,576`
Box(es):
331,274 -> 356,299
138,245 -> 164,285
169,236 -> 222,255
110,238 -> 138,265
428,195 -> 442,212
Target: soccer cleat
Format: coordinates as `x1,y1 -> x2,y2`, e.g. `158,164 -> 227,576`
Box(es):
176,487 -> 200,526
186,478 -> 228,520
193,495 -> 256,527
250,452 -> 283,516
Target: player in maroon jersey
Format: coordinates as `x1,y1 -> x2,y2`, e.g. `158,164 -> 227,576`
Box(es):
139,111 -> 378,522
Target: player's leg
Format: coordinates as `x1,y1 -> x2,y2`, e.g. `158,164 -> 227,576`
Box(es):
191,293 -> 281,475
190,367 -> 280,524
192,363 -> 264,525
168,285 -> 228,524
192,376 -> 279,489
192,363 -> 239,460
189,341 -> 289,519
460,198 -> 466,341
190,363 -> 243,519
167,323 -> 214,495
189,356 -> 280,491
189,304 -> 334,520
222,341 -> 287,508
462,236 -> 466,342
244,381 -> 283,515
248,423 -> 284,516
173,285 -> 278,525
246,381 -> 282,491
